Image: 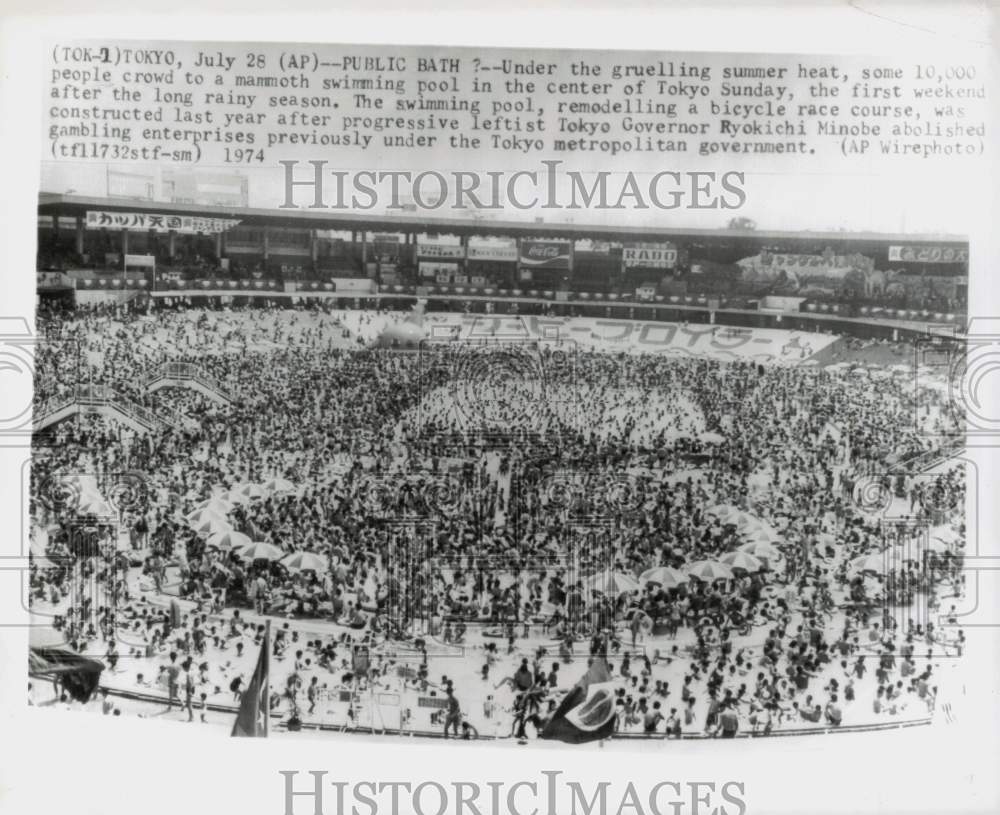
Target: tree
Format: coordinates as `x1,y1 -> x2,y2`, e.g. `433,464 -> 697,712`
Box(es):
726,217 -> 757,231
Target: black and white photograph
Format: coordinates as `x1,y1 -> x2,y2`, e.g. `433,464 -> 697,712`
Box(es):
1,6 -> 998,815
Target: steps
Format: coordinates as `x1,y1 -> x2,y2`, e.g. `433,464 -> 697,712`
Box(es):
142,362 -> 233,405
33,386 -> 180,435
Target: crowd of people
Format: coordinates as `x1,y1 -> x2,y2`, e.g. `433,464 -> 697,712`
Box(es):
28,299 -> 968,740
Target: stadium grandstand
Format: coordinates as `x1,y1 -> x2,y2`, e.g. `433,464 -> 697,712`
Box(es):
36,192 -> 966,342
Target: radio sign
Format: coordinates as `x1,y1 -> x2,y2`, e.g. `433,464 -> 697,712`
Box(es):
623,243 -> 677,269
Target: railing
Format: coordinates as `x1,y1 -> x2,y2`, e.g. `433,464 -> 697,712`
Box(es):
889,438 -> 965,475
33,394 -> 82,426
188,367 -> 230,400
155,278 -> 282,292
116,393 -> 181,431
143,362 -> 233,403
138,280 -> 965,328
33,385 -> 179,433
34,385 -> 115,420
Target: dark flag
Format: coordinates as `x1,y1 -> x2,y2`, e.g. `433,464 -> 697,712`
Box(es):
232,622 -> 270,737
540,657 -> 616,744
169,598 -> 181,630
351,644 -> 370,677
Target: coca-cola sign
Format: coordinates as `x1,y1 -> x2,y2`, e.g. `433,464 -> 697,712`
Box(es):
519,240 -> 571,269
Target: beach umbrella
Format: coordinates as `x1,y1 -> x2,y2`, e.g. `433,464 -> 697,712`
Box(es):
741,522 -> 781,543
704,504 -> 745,524
280,551 -> 330,573
704,503 -> 741,517
583,571 -> 640,596
816,532 -> 837,547
193,497 -> 234,515
234,541 -> 285,562
685,560 -> 735,582
639,566 -> 687,589
206,530 -> 252,550
263,477 -> 296,494
229,483 -> 267,504
77,496 -> 114,516
77,482 -> 107,500
186,507 -> 229,526
738,540 -> 782,561
190,515 -> 233,536
59,472 -> 98,488
31,552 -> 60,570
733,513 -> 770,534
30,535 -> 51,558
56,474 -> 101,503
478,572 -> 518,590
849,553 -> 886,574
928,536 -> 955,554
720,551 -> 764,572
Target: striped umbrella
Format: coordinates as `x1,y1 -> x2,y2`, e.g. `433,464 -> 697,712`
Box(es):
77,496 -> 114,516
928,536 -> 955,554
263,477 -> 296,494
229,483 -> 267,504
186,507 -> 229,526
583,571 -> 640,596
280,551 -> 331,573
742,527 -> 781,547
206,530 -> 252,550
734,515 -> 778,538
849,553 -> 886,574
193,497 -> 235,515
720,551 -> 764,572
685,560 -> 735,582
190,514 -> 233,536
59,473 -> 98,489
704,504 -> 744,523
235,541 -> 285,562
738,540 -> 782,561
639,566 -> 688,589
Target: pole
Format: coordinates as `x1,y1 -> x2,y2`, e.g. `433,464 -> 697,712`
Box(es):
263,618 -> 271,737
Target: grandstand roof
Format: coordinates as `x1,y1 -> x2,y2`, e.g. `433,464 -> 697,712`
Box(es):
38,193 -> 966,247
